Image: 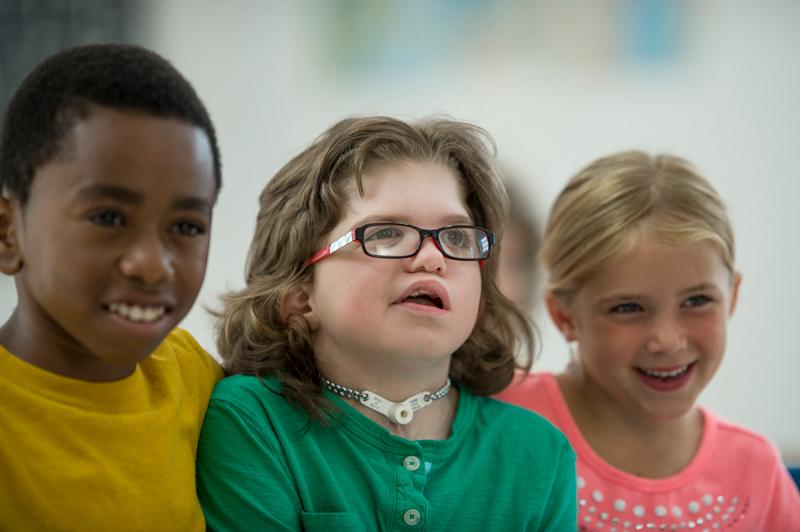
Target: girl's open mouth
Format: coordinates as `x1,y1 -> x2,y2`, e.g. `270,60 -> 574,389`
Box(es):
635,362 -> 696,391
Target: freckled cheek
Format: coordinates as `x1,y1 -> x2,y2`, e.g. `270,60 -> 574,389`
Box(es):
328,274 -> 384,326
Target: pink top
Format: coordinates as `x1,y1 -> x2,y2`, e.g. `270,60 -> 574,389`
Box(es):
496,372 -> 800,531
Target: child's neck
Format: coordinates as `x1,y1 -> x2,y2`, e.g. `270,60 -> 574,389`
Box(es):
0,309 -> 136,382
352,387 -> 459,441
318,359 -> 457,440
558,369 -> 704,479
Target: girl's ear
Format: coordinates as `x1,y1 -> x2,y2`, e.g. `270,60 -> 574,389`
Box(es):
544,290 -> 577,342
0,197 -> 23,275
282,283 -> 319,330
728,271 -> 742,317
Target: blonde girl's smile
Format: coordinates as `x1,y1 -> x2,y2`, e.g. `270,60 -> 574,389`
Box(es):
634,361 -> 696,391
551,237 -> 740,420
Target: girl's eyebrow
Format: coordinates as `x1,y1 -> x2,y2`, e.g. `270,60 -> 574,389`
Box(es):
680,282 -> 720,294
353,213 -> 475,226
596,283 -> 722,305
596,294 -> 644,306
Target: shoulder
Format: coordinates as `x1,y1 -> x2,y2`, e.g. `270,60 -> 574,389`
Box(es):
143,328 -> 223,395
494,371 -> 558,412
495,371 -> 554,398
470,391 -> 572,454
212,373 -> 278,399
157,328 -> 222,376
706,409 -> 784,466
209,374 -> 296,421
202,375 -> 315,447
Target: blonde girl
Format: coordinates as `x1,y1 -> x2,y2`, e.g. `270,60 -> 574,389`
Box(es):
497,151 -> 800,530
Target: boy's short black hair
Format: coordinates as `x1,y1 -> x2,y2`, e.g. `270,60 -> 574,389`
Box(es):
0,43 -> 222,204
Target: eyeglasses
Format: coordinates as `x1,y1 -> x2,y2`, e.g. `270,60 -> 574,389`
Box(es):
307,222 -> 496,266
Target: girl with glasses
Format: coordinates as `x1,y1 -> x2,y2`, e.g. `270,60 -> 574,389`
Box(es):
196,116 -> 577,530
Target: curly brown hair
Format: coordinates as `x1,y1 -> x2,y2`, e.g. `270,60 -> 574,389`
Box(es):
216,116 -> 534,419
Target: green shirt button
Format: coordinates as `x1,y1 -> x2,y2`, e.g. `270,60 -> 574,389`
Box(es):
403,508 -> 421,526
403,455 -> 421,471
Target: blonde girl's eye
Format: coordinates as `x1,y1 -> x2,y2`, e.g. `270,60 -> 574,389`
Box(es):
682,294 -> 712,308
609,302 -> 643,314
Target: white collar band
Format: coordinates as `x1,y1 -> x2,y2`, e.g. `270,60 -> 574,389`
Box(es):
322,377 -> 452,425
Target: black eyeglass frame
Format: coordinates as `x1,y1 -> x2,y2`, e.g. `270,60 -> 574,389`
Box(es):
306,222 -> 496,266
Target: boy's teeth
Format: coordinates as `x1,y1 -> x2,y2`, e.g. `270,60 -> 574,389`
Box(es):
108,303 -> 166,323
639,365 -> 689,378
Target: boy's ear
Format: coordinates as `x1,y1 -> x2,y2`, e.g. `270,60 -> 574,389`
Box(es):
544,290 -> 577,342
0,196 -> 23,275
282,284 -> 319,330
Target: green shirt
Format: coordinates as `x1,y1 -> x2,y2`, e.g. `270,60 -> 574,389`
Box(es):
197,375 -> 577,531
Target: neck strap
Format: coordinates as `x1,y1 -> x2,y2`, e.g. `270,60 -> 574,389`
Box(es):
322,377 -> 451,425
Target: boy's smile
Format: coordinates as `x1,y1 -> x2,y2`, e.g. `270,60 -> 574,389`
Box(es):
0,107 -> 216,381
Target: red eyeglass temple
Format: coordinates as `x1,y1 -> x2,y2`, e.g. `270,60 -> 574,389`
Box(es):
305,230 -> 358,267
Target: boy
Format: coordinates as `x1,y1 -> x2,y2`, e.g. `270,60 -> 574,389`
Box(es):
0,44 -> 223,530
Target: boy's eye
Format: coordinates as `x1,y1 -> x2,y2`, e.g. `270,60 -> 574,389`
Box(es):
89,210 -> 124,227
609,302 -> 643,314
171,221 -> 206,237
682,294 -> 711,308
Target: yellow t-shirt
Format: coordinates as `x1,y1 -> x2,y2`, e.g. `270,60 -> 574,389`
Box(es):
0,328 -> 223,532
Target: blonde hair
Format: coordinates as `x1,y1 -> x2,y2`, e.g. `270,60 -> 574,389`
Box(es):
541,150 -> 735,298
216,116 -> 534,419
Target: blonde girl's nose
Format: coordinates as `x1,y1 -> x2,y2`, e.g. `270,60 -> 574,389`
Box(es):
645,316 -> 688,355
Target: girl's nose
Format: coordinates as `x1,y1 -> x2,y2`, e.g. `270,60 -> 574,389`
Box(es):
119,234 -> 174,285
646,315 -> 688,355
409,235 -> 447,274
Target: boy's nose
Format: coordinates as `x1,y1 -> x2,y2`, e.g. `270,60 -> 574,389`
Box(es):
646,315 -> 688,355
409,235 -> 446,274
119,235 -> 174,285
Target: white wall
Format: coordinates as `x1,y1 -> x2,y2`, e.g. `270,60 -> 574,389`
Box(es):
2,0 -> 798,460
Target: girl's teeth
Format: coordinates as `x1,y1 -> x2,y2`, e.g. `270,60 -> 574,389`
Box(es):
108,303 -> 166,323
640,365 -> 689,378
410,290 -> 433,298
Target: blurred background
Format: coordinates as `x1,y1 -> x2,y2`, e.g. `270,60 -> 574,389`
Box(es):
1,0 -> 798,462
